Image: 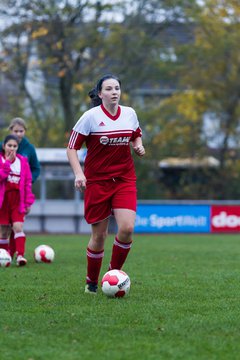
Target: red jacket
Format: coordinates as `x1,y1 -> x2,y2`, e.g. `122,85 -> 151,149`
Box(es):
0,153 -> 35,213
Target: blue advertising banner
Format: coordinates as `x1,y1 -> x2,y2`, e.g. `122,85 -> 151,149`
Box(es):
135,204 -> 211,233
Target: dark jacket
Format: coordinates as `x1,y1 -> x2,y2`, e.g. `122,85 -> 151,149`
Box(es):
17,137 -> 40,183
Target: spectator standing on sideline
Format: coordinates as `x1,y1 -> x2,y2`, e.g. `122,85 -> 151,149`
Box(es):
0,117 -> 40,257
8,117 -> 40,182
0,135 -> 35,266
67,74 -> 145,294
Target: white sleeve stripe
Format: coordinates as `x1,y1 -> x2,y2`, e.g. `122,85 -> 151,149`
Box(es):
92,130 -> 132,136
69,131 -> 78,148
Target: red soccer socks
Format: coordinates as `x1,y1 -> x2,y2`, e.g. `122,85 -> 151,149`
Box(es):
86,247 -> 104,285
108,237 -> 132,271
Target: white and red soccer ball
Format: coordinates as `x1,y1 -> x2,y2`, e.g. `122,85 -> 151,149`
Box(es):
0,249 -> 12,267
34,245 -> 55,263
101,269 -> 131,298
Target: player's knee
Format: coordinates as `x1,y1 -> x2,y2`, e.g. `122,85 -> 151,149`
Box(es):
94,230 -> 108,243
12,224 -> 23,234
120,223 -> 134,238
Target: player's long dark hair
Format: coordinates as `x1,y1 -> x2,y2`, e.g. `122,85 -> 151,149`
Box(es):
88,74 -> 121,107
2,134 -> 19,152
3,134 -> 19,145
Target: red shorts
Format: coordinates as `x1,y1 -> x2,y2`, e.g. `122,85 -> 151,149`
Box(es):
0,190 -> 25,225
84,179 -> 137,224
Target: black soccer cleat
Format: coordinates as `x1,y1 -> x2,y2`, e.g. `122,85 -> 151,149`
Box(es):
84,283 -> 98,294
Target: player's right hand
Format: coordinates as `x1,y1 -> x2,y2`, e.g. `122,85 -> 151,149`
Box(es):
133,145 -> 145,157
5,150 -> 16,162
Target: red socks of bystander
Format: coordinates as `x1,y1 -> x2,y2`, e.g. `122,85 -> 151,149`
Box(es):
0,238 -> 9,251
8,230 -> 16,258
14,232 -> 26,257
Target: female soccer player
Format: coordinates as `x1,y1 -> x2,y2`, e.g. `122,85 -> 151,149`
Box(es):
4,117 -> 40,256
0,135 -> 35,266
67,74 -> 145,293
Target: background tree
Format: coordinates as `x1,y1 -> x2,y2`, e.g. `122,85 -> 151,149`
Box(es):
1,0 -> 240,199
180,0 -> 240,168
0,0 -> 113,144
144,0 -> 240,199
0,0 -> 193,146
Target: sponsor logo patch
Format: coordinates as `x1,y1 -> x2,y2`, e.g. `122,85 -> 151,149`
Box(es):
100,136 -> 109,145
99,136 -> 131,146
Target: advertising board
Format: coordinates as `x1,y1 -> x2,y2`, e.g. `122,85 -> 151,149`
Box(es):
135,204 -> 210,233
211,205 -> 240,233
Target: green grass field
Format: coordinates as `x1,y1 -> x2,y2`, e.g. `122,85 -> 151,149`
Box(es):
1,233 -> 240,360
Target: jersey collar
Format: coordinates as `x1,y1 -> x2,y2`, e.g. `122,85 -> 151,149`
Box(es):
101,104 -> 121,120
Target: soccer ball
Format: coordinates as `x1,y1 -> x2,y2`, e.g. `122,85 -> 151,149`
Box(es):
101,269 -> 131,298
0,249 -> 12,267
34,245 -> 55,263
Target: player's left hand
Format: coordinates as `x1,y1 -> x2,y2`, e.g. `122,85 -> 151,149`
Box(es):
75,176 -> 86,192
25,206 -> 31,214
133,145 -> 145,157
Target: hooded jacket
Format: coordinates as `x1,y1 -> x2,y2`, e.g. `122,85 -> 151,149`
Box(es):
0,153 -> 35,213
17,137 -> 40,183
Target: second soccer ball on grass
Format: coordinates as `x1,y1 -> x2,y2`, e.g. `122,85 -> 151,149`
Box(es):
0,249 -> 12,267
34,245 -> 55,263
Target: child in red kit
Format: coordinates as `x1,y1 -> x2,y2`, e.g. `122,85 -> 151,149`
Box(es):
0,135 -> 35,266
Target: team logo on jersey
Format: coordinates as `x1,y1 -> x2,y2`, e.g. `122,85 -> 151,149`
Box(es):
100,136 -> 110,145
7,174 -> 20,184
99,136 -> 131,146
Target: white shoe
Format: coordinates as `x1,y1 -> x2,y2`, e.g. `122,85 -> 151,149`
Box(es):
16,255 -> 27,267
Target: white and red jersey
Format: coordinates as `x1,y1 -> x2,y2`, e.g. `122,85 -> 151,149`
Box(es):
0,155 -> 21,191
68,104 -> 142,181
